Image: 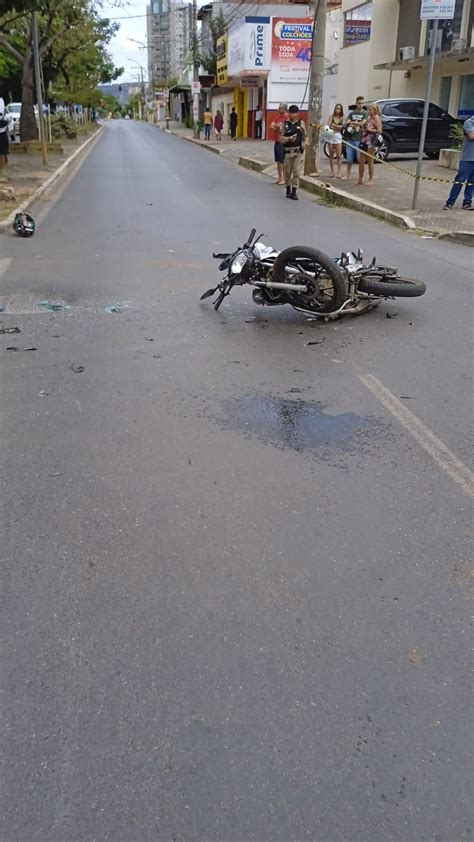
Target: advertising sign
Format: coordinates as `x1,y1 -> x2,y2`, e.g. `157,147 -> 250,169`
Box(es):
420,0 -> 455,19
191,81 -> 201,96
228,16 -> 271,77
344,20 -> 371,46
271,18 -> 313,84
216,34 -> 228,86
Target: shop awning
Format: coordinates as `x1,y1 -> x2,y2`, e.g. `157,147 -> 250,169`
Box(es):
374,46 -> 474,71
168,85 -> 191,94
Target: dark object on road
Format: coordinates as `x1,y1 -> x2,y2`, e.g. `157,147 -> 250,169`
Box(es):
104,305 -> 121,313
145,337 -> 154,341
385,312 -> 399,318
0,326 -> 20,333
39,301 -> 68,312
306,338 -> 326,345
13,212 -> 35,237
70,363 -> 84,373
6,345 -> 36,351
201,229 -> 426,320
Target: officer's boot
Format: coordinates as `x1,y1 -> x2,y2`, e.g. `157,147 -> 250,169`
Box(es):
286,185 -> 291,199
291,187 -> 298,201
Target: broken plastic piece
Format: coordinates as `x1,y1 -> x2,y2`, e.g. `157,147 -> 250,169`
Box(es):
104,305 -> 122,313
0,326 -> 20,334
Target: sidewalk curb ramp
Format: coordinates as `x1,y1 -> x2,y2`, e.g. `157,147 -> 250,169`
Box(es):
437,230 -> 474,246
0,125 -> 104,233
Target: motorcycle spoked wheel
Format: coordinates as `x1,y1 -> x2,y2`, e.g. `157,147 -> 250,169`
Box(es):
272,246 -> 347,315
357,272 -> 426,298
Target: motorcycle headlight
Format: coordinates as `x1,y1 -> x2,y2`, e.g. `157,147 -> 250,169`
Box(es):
230,251 -> 249,275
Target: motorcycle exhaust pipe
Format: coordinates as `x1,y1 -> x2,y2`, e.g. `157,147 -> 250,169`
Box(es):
255,281 -> 307,293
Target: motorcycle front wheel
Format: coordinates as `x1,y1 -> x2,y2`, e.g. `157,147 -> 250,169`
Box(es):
272,246 -> 347,314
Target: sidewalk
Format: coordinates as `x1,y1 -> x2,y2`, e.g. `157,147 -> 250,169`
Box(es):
159,122 -> 473,243
0,125 -> 102,226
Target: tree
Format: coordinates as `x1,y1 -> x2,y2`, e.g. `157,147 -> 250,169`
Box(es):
198,9 -> 226,77
0,0 -> 121,140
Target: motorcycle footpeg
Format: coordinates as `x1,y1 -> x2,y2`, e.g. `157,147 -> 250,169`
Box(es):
252,289 -> 264,305
200,286 -> 219,300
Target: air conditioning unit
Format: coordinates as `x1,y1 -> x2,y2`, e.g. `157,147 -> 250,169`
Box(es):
450,38 -> 466,53
399,46 -> 415,61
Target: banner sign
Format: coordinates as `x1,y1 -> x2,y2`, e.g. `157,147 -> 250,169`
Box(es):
271,18 -> 313,84
420,0 -> 456,19
216,34 -> 228,86
344,20 -> 371,46
228,17 -> 271,77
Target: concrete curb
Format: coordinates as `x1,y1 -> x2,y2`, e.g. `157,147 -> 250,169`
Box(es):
237,155 -> 416,231
437,230 -> 474,246
181,135 -> 223,155
0,125 -> 104,233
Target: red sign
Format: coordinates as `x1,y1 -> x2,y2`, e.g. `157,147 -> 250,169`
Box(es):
271,18 -> 313,84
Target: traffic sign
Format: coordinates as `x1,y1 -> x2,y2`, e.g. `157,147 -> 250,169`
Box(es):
420,0 -> 455,19
191,81 -> 201,96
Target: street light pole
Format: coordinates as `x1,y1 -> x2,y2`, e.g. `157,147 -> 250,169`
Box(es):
412,18 -> 438,210
304,0 -> 327,176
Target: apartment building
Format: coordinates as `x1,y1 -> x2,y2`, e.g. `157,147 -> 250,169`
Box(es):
337,0 -> 473,117
147,1 -> 193,86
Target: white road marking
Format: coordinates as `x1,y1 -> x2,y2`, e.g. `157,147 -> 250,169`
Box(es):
359,372 -> 474,498
0,257 -> 12,281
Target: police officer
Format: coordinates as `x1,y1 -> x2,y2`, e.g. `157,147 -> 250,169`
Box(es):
280,104 -> 307,201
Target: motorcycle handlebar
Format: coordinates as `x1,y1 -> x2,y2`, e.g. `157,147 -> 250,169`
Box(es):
244,228 -> 256,248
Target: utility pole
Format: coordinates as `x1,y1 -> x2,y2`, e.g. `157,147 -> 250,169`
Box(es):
412,17 -> 438,209
31,11 -> 47,165
192,0 -> 199,137
304,0 -> 327,176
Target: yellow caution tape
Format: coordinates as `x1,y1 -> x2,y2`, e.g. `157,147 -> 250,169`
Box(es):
308,124 -> 473,187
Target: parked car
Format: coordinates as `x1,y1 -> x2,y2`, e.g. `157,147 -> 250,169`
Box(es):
6,102 -> 40,140
373,98 -> 459,161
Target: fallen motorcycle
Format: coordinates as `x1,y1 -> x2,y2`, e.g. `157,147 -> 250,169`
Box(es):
200,228 -> 426,319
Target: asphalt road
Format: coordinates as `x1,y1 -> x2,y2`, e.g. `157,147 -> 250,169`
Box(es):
1,121 -> 472,842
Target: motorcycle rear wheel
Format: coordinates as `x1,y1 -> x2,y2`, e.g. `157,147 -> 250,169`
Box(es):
358,273 -> 426,298
272,246 -> 347,314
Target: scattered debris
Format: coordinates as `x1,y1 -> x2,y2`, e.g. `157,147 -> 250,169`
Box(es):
146,202 -> 153,206
153,354 -> 162,359
385,312 -> 398,319
70,363 -> 84,373
6,345 -> 36,351
104,305 -> 122,314
0,326 -> 20,334
306,338 -> 326,346
245,317 -> 256,323
0,306 -> 4,313
331,359 -> 343,363
48,472 -> 62,477
38,390 -> 49,397
400,396 -> 412,400
145,337 -> 154,342
39,300 -> 69,312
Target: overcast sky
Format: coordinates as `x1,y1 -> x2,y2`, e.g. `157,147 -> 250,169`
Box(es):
101,0 -> 150,83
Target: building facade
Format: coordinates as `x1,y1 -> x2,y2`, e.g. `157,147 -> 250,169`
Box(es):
147,1 -> 193,87
337,0 -> 473,117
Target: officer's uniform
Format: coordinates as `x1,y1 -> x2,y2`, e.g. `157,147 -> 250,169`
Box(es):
280,118 -> 306,197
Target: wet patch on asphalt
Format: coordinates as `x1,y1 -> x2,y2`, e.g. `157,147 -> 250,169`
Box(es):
217,393 -> 387,459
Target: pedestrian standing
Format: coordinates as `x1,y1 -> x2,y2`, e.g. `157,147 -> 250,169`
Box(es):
443,115 -> 474,211
229,107 -> 238,140
327,103 -> 344,178
358,104 -> 382,186
255,105 -> 263,139
280,104 -> 307,201
269,103 -> 288,185
214,109 -> 224,141
0,98 -> 12,178
343,96 -> 368,180
203,107 -> 213,141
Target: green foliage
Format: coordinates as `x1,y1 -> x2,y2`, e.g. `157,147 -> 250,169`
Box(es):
449,122 -> 465,150
49,112 -> 77,138
198,9 -> 227,77
184,114 -> 193,129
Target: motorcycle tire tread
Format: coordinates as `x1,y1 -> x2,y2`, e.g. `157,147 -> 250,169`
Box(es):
358,275 -> 426,298
272,246 -> 347,314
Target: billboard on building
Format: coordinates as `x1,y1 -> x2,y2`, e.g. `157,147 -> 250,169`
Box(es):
271,18 -> 313,84
228,16 -> 271,77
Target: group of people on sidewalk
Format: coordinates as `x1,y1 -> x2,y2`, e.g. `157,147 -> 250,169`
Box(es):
325,96 -> 382,185
203,107 -> 238,142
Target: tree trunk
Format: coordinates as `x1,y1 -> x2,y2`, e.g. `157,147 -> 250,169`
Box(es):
19,39 -> 38,142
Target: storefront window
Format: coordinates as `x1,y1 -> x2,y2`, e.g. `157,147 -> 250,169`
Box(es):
458,75 -> 474,118
440,76 -> 452,112
344,2 -> 372,47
